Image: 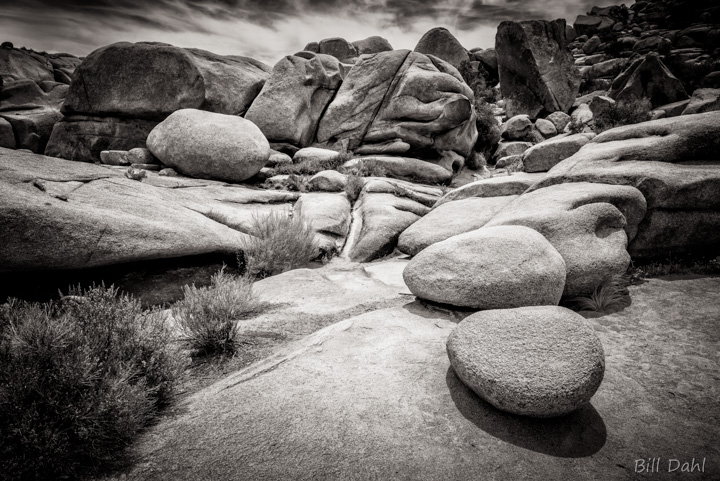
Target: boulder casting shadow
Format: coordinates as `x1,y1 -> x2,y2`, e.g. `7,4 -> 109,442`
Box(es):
446,367 -> 606,458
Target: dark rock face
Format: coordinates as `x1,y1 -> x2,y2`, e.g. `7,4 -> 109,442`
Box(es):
352,36 -> 393,55
609,53 -> 688,109
245,52 -> 347,148
414,27 -> 469,69
496,19 -> 581,118
317,50 -> 477,164
304,37 -> 358,62
61,42 -> 270,121
45,42 -> 271,162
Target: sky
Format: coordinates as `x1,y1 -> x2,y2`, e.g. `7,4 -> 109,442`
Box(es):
1,0 -> 601,65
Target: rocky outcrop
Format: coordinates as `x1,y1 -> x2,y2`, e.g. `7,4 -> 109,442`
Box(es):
342,156 -> 453,184
316,50 -> 477,165
681,88 -> 720,115
495,19 -> 580,118
45,42 -> 270,163
244,52 -> 347,148
434,172 -> 544,206
413,27 -> 469,69
351,36 -> 393,55
486,182 -> 647,296
522,133 -> 595,173
304,37 -> 358,62
146,109 -> 270,183
447,306 -> 605,417
403,225 -> 566,309
0,147 -> 301,272
609,53 -> 688,109
397,195 -> 518,256
533,112 -> 720,258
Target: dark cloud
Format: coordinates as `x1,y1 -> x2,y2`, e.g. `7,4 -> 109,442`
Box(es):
0,0 -> 603,61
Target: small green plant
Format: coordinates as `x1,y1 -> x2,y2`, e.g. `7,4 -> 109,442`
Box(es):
0,286 -> 184,481
344,174 -> 365,202
593,98 -> 652,133
340,158 -> 387,178
272,152 -> 352,176
566,275 -> 630,313
238,211 -> 320,279
174,268 -> 260,357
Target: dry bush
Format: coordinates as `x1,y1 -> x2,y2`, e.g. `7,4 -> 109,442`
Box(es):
174,268 -> 261,357
238,211 -> 320,279
272,152 -> 352,176
566,275 -> 630,313
0,286 -> 184,481
593,98 -> 652,133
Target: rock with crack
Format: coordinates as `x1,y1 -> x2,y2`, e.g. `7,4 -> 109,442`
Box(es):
293,193 -> 352,251
45,41 -> 270,162
532,112 -> 720,257
447,306 -> 605,417
0,147 -> 302,272
609,53 -> 688,109
316,50 -> 477,168
496,19 -> 580,118
403,225 -> 567,309
486,182 -> 647,296
397,195 -> 518,256
342,192 -> 430,262
245,52 -> 347,148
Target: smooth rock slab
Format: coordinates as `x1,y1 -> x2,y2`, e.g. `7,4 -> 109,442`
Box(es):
403,225 -> 566,309
447,306 -> 605,417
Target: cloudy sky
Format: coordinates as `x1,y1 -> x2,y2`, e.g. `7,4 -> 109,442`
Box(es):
2,0 -> 600,64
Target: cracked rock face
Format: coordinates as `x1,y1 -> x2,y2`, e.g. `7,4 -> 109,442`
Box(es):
447,306 -> 605,418
496,19 -> 580,118
316,50 -> 477,165
245,52 -> 347,148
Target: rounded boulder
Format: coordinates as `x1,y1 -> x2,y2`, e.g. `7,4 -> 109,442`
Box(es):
447,306 -> 605,417
402,225 -> 566,309
147,109 -> 270,183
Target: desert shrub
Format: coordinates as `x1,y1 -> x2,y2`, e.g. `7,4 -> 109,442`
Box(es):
238,211 -> 320,279
566,275 -> 630,313
174,268 -> 260,357
272,152 -> 352,176
474,100 -> 501,159
339,158 -> 387,178
593,98 -> 652,133
0,286 -> 184,481
627,254 -> 720,282
344,174 -> 365,202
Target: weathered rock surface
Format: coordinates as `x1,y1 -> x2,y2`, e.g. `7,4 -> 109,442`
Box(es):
317,50 -> 477,162
397,195 -> 517,256
61,42 -> 270,120
147,109 -> 269,183
0,148 -> 302,272
343,156 -> 453,184
245,52 -> 346,147
414,27 -> 469,69
0,47 -> 54,83
499,115 -> 532,140
308,170 -> 346,192
486,182 -> 647,296
403,225 -> 566,309
609,53 -> 688,109
496,20 -> 580,117
447,306 -> 605,417
45,115 -> 158,163
343,192 -> 429,262
681,88 -> 720,115
293,193 -> 351,250
0,117 -> 15,148
522,133 -> 594,173
434,172 -> 544,206
351,36 -> 393,55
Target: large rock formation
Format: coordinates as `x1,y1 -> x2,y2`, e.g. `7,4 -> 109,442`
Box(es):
609,53 -> 688,109
447,306 -> 605,417
495,19 -> 580,118
316,50 -> 477,167
45,42 -> 270,162
403,225 -> 566,309
413,27 -> 469,69
146,109 -> 270,183
486,182 -> 647,296
533,112 -> 720,258
351,36 -> 393,55
245,52 -> 347,148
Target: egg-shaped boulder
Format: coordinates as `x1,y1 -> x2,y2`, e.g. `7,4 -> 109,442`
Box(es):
147,109 -> 270,183
402,225 -> 566,309
447,306 -> 605,417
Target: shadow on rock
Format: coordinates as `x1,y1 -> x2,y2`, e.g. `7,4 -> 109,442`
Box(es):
446,367 -> 606,458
